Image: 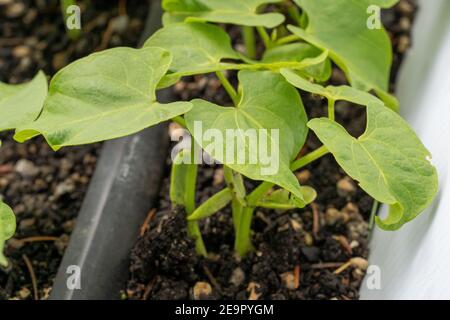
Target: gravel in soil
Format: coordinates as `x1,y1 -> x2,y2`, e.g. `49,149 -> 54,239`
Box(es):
0,0 -> 150,300
125,0 -> 417,300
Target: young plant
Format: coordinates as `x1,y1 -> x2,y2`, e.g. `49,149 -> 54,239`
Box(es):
0,0 -> 438,260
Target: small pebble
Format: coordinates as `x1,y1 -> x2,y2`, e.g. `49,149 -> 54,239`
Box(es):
213,168 -> 224,186
398,35 -> 411,53
229,267 -> 245,287
18,287 -> 31,300
325,208 -> 348,225
280,272 -> 297,290
296,170 -> 311,184
290,219 -> 302,232
111,15 -> 130,34
247,282 -> 261,300
14,159 -> 39,178
351,257 -> 369,271
6,2 -> 26,18
337,177 -> 356,197
192,282 -> 212,300
12,46 -> 31,59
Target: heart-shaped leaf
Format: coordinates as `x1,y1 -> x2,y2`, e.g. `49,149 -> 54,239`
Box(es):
263,43 -> 331,82
309,102 -> 438,230
145,22 -> 239,86
291,0 -> 398,106
0,202 -> 16,267
162,0 -> 285,28
185,70 -> 308,201
0,71 -> 47,132
14,47 -> 192,150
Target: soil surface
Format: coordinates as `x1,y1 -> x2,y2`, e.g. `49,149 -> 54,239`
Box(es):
125,0 -> 417,300
0,0 -> 150,300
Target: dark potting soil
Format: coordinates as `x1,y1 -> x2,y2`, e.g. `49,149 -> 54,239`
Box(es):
125,0 -> 417,300
0,0 -> 150,300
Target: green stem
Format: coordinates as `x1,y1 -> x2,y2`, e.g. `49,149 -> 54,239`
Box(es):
61,0 -> 81,40
234,146 -> 330,257
167,61 -> 308,80
242,26 -> 256,59
256,26 -> 272,49
328,98 -> 336,121
286,4 -> 302,25
185,146 -> 207,257
290,145 -> 329,171
369,200 -> 379,232
235,206 -> 255,256
224,166 -> 245,231
247,145 -> 330,207
276,34 -> 300,46
246,181 -> 274,206
216,71 -> 239,106
172,116 -> 186,128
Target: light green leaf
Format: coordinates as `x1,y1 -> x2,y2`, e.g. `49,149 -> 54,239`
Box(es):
185,70 -> 308,201
0,71 -> 47,132
263,43 -> 331,82
291,0 -> 397,105
281,68 -> 382,105
145,22 -> 239,86
257,186 -> 316,210
308,103 -> 438,230
188,188 -> 233,220
14,47 -> 192,150
0,202 -> 16,268
162,0 -> 285,28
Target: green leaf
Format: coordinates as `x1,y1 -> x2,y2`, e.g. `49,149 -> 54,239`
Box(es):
263,43 -> 331,82
162,0 -> 285,28
281,69 -> 382,105
0,71 -> 47,132
291,0 -> 397,105
188,188 -> 233,220
257,186 -> 316,210
145,22 -> 239,86
14,47 -> 192,150
308,102 -> 438,230
0,202 -> 16,267
185,70 -> 308,201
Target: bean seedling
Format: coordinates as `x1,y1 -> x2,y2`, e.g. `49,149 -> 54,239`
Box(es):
0,0 -> 438,261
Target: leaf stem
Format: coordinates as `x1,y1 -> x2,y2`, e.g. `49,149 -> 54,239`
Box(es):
235,145 -> 330,256
216,71 -> 239,106
172,116 -> 186,128
276,34 -> 300,46
256,26 -> 273,49
328,98 -> 336,121
246,145 -> 330,207
234,206 -> 255,256
166,60 -> 310,81
242,26 -> 256,59
223,166 -> 244,230
185,145 -> 207,257
290,145 -> 329,171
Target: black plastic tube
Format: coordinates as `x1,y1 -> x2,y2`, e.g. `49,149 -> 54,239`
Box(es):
50,2 -> 168,300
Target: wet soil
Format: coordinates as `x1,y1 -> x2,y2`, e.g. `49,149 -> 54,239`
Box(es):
0,0 -> 150,300
125,0 -> 417,300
